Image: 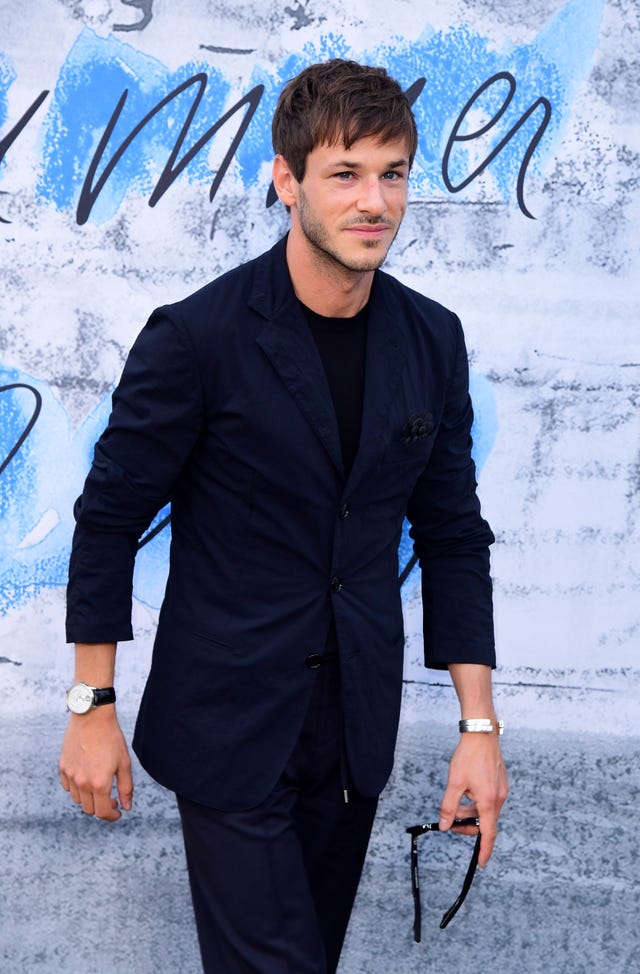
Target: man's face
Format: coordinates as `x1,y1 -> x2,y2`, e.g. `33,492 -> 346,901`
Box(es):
290,135 -> 410,274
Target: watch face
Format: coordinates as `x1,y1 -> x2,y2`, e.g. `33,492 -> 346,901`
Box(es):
67,683 -> 95,714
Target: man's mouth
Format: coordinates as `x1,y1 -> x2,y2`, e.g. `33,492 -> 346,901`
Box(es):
344,222 -> 392,236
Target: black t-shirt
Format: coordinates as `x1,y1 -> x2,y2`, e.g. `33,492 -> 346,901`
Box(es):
301,302 -> 368,477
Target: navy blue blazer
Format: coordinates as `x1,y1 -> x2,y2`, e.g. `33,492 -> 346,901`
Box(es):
66,235 -> 495,810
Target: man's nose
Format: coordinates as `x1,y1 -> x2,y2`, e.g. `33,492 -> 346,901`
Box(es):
356,178 -> 386,216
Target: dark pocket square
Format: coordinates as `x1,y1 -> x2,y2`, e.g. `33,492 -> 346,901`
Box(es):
401,412 -> 435,443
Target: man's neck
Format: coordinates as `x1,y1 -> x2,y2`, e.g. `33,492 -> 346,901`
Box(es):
285,230 -> 374,318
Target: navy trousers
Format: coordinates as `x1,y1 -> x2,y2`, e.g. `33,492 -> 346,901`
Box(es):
176,658 -> 378,973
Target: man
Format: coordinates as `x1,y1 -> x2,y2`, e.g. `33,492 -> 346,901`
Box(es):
60,59 -> 508,974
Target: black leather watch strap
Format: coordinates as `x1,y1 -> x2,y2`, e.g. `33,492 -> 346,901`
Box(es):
93,687 -> 116,706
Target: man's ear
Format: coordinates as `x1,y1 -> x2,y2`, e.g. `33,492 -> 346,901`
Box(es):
272,154 -> 298,209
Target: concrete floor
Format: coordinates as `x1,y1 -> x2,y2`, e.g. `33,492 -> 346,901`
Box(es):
1,709 -> 638,974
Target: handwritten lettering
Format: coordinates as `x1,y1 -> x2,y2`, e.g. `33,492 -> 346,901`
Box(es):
0,384 -> 42,476
0,91 -> 49,223
0,69 -> 551,227
442,71 -> 552,220
76,75 -> 264,226
114,0 -> 154,33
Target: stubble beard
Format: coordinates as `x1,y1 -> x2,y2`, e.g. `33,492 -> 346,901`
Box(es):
297,188 -> 400,275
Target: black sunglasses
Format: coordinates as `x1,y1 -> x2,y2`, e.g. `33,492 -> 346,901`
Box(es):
405,816 -> 481,943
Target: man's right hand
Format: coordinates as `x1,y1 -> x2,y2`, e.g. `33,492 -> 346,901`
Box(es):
59,707 -> 133,822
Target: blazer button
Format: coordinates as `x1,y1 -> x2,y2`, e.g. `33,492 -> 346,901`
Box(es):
330,576 -> 342,593
339,503 -> 350,520
305,653 -> 323,669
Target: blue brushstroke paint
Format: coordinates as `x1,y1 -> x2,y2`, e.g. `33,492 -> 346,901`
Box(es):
37,29 -> 231,224
0,368 -> 170,615
0,370 -> 79,611
468,371 -> 498,474
32,0 -> 604,222
238,0 -> 604,201
0,52 -> 15,115
0,51 -> 16,175
134,505 -> 171,609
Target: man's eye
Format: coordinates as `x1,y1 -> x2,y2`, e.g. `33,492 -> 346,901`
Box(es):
383,171 -> 403,180
335,171 -> 355,180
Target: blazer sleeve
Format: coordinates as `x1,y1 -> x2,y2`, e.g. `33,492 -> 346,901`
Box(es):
66,307 -> 204,644
406,314 -> 496,670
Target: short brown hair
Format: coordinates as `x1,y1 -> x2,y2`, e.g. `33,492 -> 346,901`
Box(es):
272,59 -> 418,181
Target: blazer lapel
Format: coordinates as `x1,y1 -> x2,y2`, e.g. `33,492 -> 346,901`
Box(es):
251,239 -> 344,476
346,276 -> 407,492
249,239 -> 406,487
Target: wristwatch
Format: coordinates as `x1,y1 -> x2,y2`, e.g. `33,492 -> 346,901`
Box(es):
66,682 -> 116,714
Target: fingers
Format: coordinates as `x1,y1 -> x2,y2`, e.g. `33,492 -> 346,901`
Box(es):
478,764 -> 509,867
59,714 -> 133,823
69,779 -> 121,820
439,736 -> 509,867
92,792 -> 122,822
449,801 -> 480,834
116,761 -> 134,813
59,763 -> 124,821
438,782 -> 464,833
476,812 -> 498,867
440,792 -> 498,865
59,768 -> 83,807
472,777 -> 509,867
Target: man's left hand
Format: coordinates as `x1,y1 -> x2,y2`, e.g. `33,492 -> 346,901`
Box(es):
438,731 -> 508,867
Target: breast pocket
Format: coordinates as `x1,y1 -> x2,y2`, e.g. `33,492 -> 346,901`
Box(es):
382,428 -> 436,466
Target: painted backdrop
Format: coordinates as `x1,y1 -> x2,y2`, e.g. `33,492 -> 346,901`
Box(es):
1,2 -> 638,972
